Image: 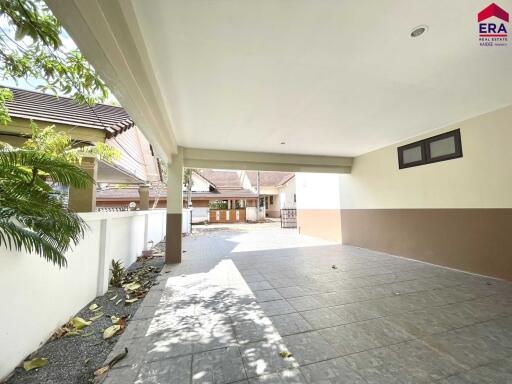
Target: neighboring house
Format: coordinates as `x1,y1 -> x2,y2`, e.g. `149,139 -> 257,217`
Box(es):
1,87 -> 161,211
242,171 -> 295,218
97,170 -> 259,215
97,169 -> 296,221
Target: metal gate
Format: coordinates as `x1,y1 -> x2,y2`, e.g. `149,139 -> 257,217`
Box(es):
280,208 -> 297,228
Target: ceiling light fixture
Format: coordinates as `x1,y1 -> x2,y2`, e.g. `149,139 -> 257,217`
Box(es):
410,25 -> 428,38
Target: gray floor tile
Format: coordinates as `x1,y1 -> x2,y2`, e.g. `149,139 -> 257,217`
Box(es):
287,296 -> 325,311
423,325 -> 512,369
343,347 -> 413,384
248,281 -> 274,291
233,317 -> 280,344
139,355 -> 193,383
260,300 -> 296,316
299,308 -> 345,329
255,289 -> 285,302
276,286 -> 312,299
330,300 -> 392,323
241,339 -> 299,378
269,313 -> 313,336
101,228 -> 512,384
248,369 -> 307,383
282,331 -> 338,365
355,317 -> 415,346
192,347 -> 247,384
437,356 -> 512,383
319,324 -> 381,356
388,340 -> 465,381
299,357 -> 367,383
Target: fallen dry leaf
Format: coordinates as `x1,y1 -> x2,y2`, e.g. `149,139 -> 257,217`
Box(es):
71,317 -> 91,330
103,325 -> 121,339
23,357 -> 48,371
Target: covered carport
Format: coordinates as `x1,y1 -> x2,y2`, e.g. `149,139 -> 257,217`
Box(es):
44,1 -> 512,382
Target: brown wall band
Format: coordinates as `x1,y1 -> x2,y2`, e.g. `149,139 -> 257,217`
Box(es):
340,208 -> 512,281
165,213 -> 182,263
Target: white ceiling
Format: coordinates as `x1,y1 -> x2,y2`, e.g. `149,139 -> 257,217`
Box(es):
129,0 -> 512,157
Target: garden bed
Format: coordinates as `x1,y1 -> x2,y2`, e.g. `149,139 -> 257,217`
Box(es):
4,242 -> 165,384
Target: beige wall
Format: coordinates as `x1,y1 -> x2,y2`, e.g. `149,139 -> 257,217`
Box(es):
297,104 -> 512,280
340,105 -> 512,209
297,209 -> 342,243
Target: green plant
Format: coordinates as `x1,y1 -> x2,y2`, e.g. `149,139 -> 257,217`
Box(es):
0,144 -> 93,266
209,200 -> 228,210
109,260 -> 125,287
24,121 -> 120,163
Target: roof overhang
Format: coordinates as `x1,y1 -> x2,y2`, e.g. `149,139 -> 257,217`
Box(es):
97,160 -> 145,184
45,0 -> 177,161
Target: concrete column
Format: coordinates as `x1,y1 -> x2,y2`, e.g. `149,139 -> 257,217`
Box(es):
69,156 -> 97,212
166,147 -> 183,264
139,185 -> 150,210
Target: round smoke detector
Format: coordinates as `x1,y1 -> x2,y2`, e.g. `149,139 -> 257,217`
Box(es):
410,25 -> 428,38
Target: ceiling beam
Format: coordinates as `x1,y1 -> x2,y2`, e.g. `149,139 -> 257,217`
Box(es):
182,147 -> 352,174
45,0 -> 177,161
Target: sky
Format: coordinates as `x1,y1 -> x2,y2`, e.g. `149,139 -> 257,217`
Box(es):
0,14 -> 118,104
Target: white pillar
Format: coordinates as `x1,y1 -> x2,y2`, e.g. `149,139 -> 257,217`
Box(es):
165,147 -> 183,263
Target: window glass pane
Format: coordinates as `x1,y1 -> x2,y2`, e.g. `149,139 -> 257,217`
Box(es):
429,136 -> 455,158
402,145 -> 423,164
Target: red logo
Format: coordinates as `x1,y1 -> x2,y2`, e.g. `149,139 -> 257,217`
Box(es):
478,3 -> 509,46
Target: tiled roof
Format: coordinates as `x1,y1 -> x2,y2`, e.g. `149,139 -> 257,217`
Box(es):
4,87 -> 134,138
247,171 -> 294,187
198,170 -> 242,189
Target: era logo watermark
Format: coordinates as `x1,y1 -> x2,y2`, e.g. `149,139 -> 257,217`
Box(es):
478,3 -> 509,46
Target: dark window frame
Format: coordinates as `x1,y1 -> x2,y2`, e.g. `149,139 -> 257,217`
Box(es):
397,141 -> 427,169
424,129 -> 463,164
398,129 -> 462,169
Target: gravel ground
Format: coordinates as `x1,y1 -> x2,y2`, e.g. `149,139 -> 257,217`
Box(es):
4,242 -> 165,384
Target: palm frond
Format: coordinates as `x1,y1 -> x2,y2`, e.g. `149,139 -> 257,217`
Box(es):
0,219 -> 67,267
0,149 -> 94,188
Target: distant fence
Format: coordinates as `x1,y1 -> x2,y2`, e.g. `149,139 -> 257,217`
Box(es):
209,209 -> 246,223
281,208 -> 297,228
0,209 -> 166,380
97,207 -> 129,212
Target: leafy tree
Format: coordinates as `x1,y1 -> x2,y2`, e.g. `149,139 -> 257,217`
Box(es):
0,0 -> 108,124
0,1 -> 118,265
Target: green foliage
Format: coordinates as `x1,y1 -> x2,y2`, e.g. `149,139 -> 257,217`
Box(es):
109,260 -> 125,287
209,200 -> 228,210
0,144 -> 93,266
0,87 -> 13,124
0,0 -> 108,123
24,122 -> 121,163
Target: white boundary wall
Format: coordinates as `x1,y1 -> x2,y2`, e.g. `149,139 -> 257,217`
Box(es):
0,209 -> 166,380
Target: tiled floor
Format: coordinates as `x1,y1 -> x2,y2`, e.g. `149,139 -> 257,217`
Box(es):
102,224 -> 512,384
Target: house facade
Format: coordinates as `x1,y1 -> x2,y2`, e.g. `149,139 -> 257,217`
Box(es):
1,87 -> 161,212
97,169 -> 295,222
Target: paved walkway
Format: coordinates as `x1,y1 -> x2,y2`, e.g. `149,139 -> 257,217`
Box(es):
103,224 -> 512,383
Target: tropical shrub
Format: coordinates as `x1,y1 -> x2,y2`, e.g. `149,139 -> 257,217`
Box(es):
0,143 -> 93,267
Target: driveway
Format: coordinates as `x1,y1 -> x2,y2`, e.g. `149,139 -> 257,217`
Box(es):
103,224 -> 512,383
